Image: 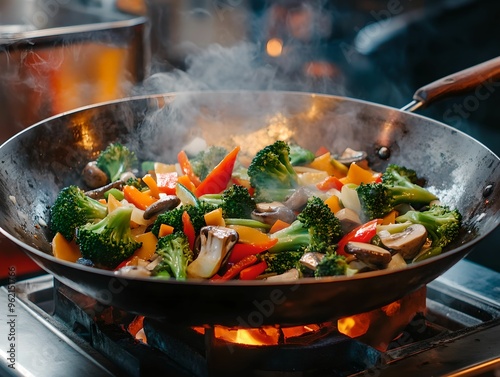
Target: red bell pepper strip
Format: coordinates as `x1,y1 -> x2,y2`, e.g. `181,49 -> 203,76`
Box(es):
156,171 -> 178,195
214,254 -> 259,281
337,219 -> 381,256
239,261 -> 268,280
226,239 -> 278,265
182,211 -> 196,250
178,150 -> 202,187
194,146 -> 241,197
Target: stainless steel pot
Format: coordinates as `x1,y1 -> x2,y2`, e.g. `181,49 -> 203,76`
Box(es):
0,0 -> 149,142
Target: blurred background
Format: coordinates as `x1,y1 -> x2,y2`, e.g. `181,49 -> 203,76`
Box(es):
1,0 -> 499,282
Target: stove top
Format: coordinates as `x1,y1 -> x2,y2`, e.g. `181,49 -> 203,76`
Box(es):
1,259 -> 500,377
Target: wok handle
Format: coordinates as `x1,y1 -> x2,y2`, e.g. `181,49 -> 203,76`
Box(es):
408,56 -> 500,111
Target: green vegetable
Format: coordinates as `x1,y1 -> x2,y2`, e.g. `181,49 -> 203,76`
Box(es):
199,184 -> 256,219
356,164 -> 438,220
289,143 -> 315,166
247,140 -> 299,202
269,196 -> 343,254
189,145 -> 228,181
75,206 -> 142,268
152,232 -> 194,280
261,250 -> 304,275
396,204 -> 462,248
314,253 -> 351,277
96,142 -> 138,182
50,185 -> 108,241
151,202 -> 218,237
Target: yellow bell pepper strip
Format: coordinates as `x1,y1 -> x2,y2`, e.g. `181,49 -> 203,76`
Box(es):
158,224 -> 175,238
212,254 -> 259,281
142,174 -> 160,199
227,224 -> 273,245
204,207 -> 226,227
340,163 -> 379,185
324,194 -> 342,214
194,146 -> 241,197
132,231 -> 158,260
123,185 -> 157,211
239,260 -> 268,280
336,219 -> 381,256
178,150 -> 202,187
316,175 -> 344,191
226,238 -> 278,265
381,210 -> 398,225
52,232 -> 82,262
182,211 -> 196,250
156,171 -> 178,195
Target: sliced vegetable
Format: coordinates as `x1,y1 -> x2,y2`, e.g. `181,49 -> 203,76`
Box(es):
178,150 -> 202,187
123,185 -> 157,210
269,219 -> 291,234
215,254 -> 259,281
316,175 -> 344,191
156,171 -> 178,195
340,162 -> 378,185
176,182 -> 199,206
132,231 -> 158,260
227,224 -> 274,245
142,174 -> 160,199
158,224 -> 175,238
182,211 -> 196,250
239,260 -> 268,280
226,239 -> 278,264
337,219 -> 381,256
204,207 -> 226,227
195,146 -> 241,197
52,232 -> 82,262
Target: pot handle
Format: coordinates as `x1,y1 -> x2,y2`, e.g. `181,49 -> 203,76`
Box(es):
401,56 -> 500,112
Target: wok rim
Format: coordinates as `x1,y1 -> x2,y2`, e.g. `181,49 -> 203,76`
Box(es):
0,89 -> 498,287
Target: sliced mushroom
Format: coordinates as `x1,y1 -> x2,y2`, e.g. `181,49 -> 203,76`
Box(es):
345,241 -> 392,267
299,252 -> 325,271
187,226 -> 239,279
85,180 -> 124,200
378,224 -> 428,260
82,161 -> 109,189
114,265 -> 151,278
251,201 -> 297,225
334,148 -> 368,165
284,186 -> 316,211
265,268 -> 300,282
143,195 -> 181,220
335,208 -> 362,234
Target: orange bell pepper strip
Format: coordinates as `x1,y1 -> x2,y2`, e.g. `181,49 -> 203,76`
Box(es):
182,211 -> 196,250
269,219 -> 291,234
213,254 -> 259,281
142,174 -> 160,199
194,146 -> 241,197
178,150 -> 202,187
123,185 -> 157,210
316,175 -> 344,191
239,260 -> 268,280
226,239 -> 278,264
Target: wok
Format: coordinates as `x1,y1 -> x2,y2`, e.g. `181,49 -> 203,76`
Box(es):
0,59 -> 499,327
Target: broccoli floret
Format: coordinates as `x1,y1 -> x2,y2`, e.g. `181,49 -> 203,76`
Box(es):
189,146 -> 229,181
151,202 -> 218,237
297,196 -> 343,253
261,250 -> 304,275
314,253 -> 350,277
289,143 -> 315,166
247,140 -> 299,202
199,184 -> 256,219
269,196 -> 343,254
125,176 -> 144,190
75,206 -> 142,269
50,185 -> 108,241
395,204 -> 462,248
96,143 -> 138,182
152,232 -> 194,280
356,164 -> 438,220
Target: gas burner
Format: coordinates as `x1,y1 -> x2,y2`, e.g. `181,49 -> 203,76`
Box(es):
2,259 -> 500,377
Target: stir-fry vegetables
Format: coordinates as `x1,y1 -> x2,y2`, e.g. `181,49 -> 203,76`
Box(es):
49,140 -> 463,281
